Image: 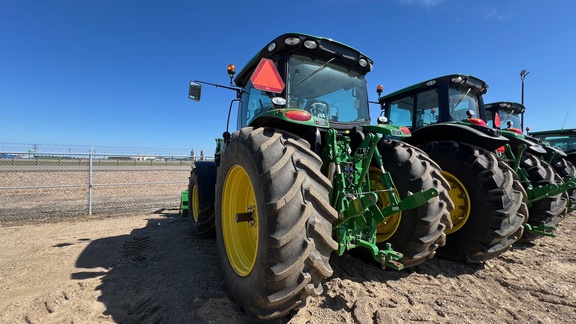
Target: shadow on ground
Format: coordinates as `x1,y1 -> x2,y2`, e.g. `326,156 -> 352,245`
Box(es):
73,209 -> 252,323
73,209 -> 492,323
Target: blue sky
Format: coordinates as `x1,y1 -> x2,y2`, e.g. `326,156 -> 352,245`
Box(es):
1,0 -> 575,155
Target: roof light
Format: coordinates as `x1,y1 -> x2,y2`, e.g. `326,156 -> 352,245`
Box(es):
499,103 -> 511,108
284,37 -> 301,46
285,110 -> 311,121
451,76 -> 465,84
376,85 -> 383,95
267,42 -> 276,52
426,80 -> 437,86
303,40 -> 317,49
227,64 -> 236,78
359,58 -> 368,67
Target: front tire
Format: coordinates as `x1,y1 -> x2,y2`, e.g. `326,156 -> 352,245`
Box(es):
188,168 -> 215,238
421,141 -> 526,262
215,127 -> 338,320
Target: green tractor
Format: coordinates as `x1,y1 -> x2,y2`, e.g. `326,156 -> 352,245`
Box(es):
529,128 -> 576,169
185,33 -> 453,320
376,74 -> 533,262
484,102 -> 576,215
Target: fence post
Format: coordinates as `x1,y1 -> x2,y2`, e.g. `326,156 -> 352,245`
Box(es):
89,147 -> 94,215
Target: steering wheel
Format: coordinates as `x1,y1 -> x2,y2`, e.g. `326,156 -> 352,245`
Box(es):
307,100 -> 329,119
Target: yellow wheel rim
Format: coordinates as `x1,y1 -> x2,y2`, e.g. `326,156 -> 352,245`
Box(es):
221,165 -> 258,277
442,171 -> 471,234
192,183 -> 200,222
370,167 -> 401,242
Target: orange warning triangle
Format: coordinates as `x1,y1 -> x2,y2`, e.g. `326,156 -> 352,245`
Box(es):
250,58 -> 285,93
494,111 -> 501,128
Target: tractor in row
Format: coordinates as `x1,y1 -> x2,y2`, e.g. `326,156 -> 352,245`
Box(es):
376,75 -> 573,249
484,102 -> 575,214
183,33 -> 569,321
185,33 -> 453,320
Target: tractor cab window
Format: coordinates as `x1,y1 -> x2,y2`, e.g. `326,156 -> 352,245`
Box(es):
486,110 -> 497,128
286,54 -> 370,123
386,96 -> 414,128
238,82 -> 272,129
537,135 -> 576,152
499,110 -> 522,130
415,89 -> 439,128
448,87 -> 480,121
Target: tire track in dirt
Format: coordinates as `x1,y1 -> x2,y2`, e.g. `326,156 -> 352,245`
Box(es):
1,211 -> 575,323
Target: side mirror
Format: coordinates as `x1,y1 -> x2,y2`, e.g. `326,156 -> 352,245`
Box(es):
188,81 -> 202,101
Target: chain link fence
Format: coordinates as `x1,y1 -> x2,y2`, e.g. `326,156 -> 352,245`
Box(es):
0,144 -> 214,224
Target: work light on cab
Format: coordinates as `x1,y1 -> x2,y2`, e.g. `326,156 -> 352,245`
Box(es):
284,37 -> 301,46
451,76 -> 466,84
304,40 -> 317,49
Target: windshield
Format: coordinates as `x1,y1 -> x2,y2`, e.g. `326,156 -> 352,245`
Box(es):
286,54 -> 370,123
533,134 -> 576,153
448,87 -> 480,121
487,109 -> 522,129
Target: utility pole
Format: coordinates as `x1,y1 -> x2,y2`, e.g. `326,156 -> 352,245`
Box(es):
520,70 -> 530,131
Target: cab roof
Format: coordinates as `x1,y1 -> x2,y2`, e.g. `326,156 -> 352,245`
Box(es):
529,128 -> 576,136
379,74 -> 488,103
233,32 -> 373,87
485,101 -> 526,114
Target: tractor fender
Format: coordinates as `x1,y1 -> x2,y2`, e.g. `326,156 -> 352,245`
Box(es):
194,161 -> 217,205
404,123 -> 509,151
506,136 -> 547,156
543,145 -> 568,157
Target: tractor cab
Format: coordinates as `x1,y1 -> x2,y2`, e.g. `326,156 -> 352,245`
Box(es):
189,33 -> 374,144
376,74 -> 506,150
530,129 -> 576,155
529,128 -> 576,167
378,74 -> 489,131
485,101 -> 526,134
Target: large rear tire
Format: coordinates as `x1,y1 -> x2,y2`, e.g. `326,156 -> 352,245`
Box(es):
549,156 -> 576,212
374,139 -> 453,268
421,141 -> 526,262
215,127 -> 338,320
188,168 -> 215,238
519,153 -> 568,241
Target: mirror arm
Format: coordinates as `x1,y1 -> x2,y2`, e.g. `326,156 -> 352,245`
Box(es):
193,80 -> 241,93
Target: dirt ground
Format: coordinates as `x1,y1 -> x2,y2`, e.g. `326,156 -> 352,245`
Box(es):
1,210 -> 575,324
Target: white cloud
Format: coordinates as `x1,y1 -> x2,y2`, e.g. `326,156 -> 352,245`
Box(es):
484,8 -> 510,20
398,0 -> 445,8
